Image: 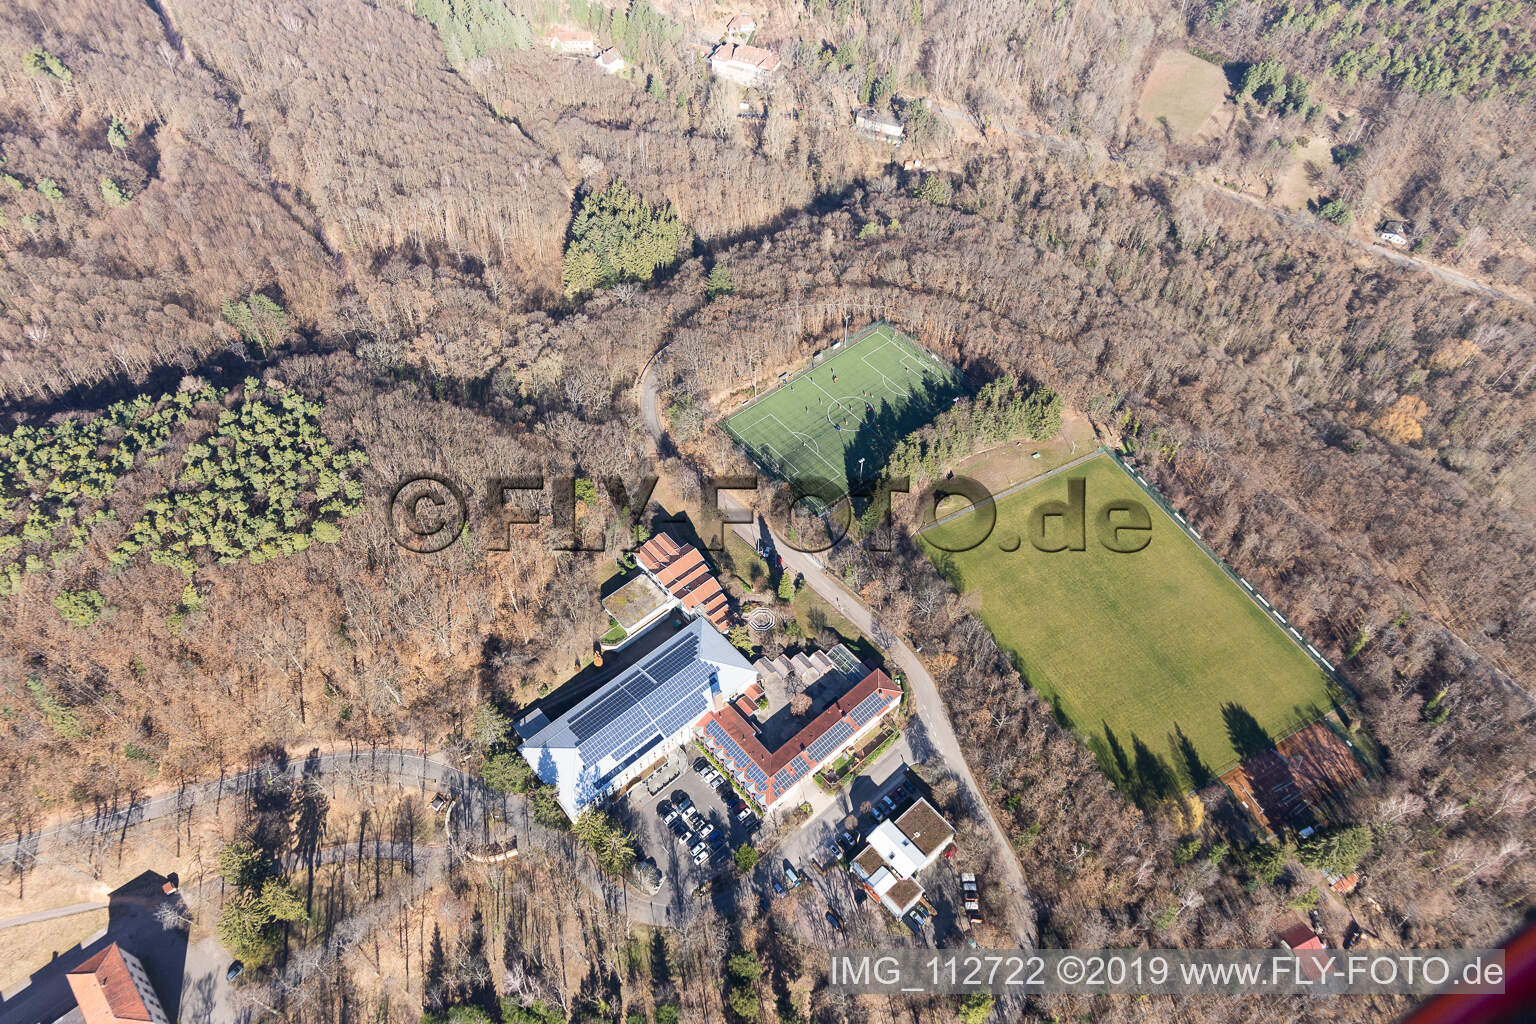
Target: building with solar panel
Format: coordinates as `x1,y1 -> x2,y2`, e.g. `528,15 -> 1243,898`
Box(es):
518,618 -> 758,820
698,667 -> 902,811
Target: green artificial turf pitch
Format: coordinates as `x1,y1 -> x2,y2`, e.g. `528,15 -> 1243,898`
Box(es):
921,453 -> 1340,783
723,323 -> 961,509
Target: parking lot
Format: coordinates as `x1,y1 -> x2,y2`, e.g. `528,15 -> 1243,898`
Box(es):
618,743 -> 762,892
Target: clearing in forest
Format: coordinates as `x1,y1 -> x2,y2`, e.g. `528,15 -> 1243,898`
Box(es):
1139,50 -> 1229,142
921,453 -> 1342,792
723,323 -> 961,510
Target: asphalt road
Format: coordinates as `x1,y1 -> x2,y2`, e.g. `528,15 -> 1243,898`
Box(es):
637,351 -> 1035,945
726,504 -> 1036,946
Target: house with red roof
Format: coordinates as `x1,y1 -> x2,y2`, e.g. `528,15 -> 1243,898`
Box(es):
708,43 -> 781,86
635,532 -> 732,631
64,944 -> 169,1024
699,668 -> 900,809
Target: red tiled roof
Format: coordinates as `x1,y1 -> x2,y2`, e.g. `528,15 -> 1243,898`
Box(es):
1277,921 -> 1324,951
636,534 -> 731,630
726,13 -> 756,30
67,944 -> 153,1024
700,669 -> 899,804
711,43 -> 780,72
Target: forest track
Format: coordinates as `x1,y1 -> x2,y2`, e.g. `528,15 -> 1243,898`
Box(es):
927,103 -> 1535,314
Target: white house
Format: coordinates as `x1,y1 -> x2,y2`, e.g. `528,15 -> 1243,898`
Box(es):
709,43 -> 781,86
725,13 -> 757,43
545,26 -> 597,56
67,944 -> 171,1024
595,48 -> 626,74
849,798 -> 954,917
1377,219 -> 1411,247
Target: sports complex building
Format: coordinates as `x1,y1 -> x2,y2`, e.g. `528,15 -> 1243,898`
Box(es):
520,531 -> 904,821
519,618 -> 759,819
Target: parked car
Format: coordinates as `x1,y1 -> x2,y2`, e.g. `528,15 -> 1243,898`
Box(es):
839,829 -> 858,851
671,791 -> 693,813
871,804 -> 889,823
771,878 -> 787,896
709,832 -> 728,851
693,757 -> 710,776
784,865 -> 802,888
735,803 -> 755,821
226,961 -> 244,981
670,819 -> 691,842
825,910 -> 845,932
963,878 -> 982,922
879,792 -> 900,813
825,838 -> 843,861
692,847 -> 710,865
691,839 -> 708,858
656,799 -> 673,820
908,905 -> 930,925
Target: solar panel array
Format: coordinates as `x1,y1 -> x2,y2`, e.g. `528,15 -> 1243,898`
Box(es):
568,630 -> 718,772
804,718 -> 855,763
847,688 -> 894,728
706,719 -> 769,794
773,757 -> 811,793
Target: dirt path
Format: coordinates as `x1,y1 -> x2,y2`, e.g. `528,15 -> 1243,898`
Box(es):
927,103 -> 1534,313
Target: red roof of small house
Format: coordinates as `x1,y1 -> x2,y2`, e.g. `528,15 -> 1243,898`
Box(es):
726,13 -> 756,31
1330,872 -> 1360,895
1277,920 -> 1324,951
67,944 -> 155,1024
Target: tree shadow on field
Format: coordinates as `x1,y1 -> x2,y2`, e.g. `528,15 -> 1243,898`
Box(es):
1169,722 -> 1214,790
838,369 -> 962,503
1222,702 -> 1273,760
929,549 -> 967,591
1093,722 -> 1182,808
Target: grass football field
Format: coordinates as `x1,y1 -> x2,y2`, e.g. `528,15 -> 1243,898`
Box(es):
723,324 -> 961,508
922,453 -> 1339,785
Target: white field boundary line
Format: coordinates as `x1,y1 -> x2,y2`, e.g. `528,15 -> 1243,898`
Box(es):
763,410 -> 844,482
725,323 -> 895,422
724,325 -> 955,438
807,374 -> 872,434
1106,450 -> 1347,693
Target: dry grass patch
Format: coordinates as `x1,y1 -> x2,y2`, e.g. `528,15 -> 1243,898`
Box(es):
1139,50 -> 1229,142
